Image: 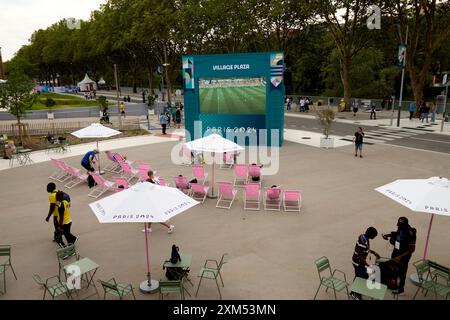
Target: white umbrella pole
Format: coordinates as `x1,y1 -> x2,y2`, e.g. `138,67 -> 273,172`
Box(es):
96,140 -> 101,174
140,222 -> 159,293
423,214 -> 435,259
208,152 -> 217,198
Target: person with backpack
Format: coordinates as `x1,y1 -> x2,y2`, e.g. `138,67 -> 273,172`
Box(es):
163,244 -> 187,280
46,183 -> 71,245
56,191 -> 78,246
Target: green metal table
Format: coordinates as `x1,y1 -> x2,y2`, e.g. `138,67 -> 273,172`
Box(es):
163,254 -> 193,296
350,277 -> 387,300
64,257 -> 100,299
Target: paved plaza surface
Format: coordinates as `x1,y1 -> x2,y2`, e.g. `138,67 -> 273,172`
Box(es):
1,131 -> 450,300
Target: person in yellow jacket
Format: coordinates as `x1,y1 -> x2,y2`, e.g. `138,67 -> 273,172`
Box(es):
46,183 -> 71,244
56,191 -> 77,247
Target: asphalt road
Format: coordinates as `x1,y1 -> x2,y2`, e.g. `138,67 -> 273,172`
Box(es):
0,103 -> 152,121
285,116 -> 450,154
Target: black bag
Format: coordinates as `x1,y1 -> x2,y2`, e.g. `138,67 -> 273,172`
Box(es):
87,174 -> 96,188
379,260 -> 401,290
165,267 -> 183,280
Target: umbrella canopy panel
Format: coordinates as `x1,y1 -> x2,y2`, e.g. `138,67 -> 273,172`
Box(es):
184,133 -> 244,153
71,123 -> 122,139
89,182 -> 199,223
375,176 -> 450,216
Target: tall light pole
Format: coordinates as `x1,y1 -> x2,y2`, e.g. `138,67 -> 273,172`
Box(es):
397,25 -> 408,127
163,44 -> 171,104
114,64 -> 122,129
441,73 -> 448,132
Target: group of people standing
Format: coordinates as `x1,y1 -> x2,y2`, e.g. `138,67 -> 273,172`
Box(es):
409,101 -> 437,123
160,103 -> 183,134
285,96 -> 312,112
350,217 -> 416,299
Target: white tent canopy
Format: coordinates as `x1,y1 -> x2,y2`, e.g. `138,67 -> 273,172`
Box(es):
98,77 -> 106,85
78,74 -> 97,91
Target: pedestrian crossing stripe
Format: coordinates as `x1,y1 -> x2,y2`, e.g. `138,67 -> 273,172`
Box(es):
341,126 -> 428,144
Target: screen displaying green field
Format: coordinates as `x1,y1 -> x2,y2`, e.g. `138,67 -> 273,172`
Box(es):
199,77 -> 266,114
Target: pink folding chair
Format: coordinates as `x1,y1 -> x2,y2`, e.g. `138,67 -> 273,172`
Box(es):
220,152 -> 234,169
174,176 -> 191,195
117,158 -> 139,182
244,183 -> 261,211
49,159 -> 70,182
137,162 -> 150,182
190,183 -> 209,203
88,173 -> 116,198
191,164 -> 208,185
115,177 -> 130,192
283,190 -> 302,212
233,164 -> 248,187
104,151 -> 121,173
248,164 -> 263,185
158,177 -> 170,187
216,181 -> 238,209
64,165 -> 89,189
264,186 -> 282,211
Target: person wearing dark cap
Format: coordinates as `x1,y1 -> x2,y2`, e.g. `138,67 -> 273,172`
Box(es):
382,217 -> 416,294
350,227 -> 380,300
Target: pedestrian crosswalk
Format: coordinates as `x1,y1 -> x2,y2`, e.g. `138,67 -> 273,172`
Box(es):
340,127 -> 425,145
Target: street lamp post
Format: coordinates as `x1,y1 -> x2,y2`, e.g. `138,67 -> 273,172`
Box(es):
396,25 -> 408,127
441,76 -> 448,132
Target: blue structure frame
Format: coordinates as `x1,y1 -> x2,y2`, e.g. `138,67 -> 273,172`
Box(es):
182,52 -> 285,146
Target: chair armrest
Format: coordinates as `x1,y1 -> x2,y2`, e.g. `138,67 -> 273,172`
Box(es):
45,275 -> 62,286
332,269 -> 348,283
204,259 -> 219,268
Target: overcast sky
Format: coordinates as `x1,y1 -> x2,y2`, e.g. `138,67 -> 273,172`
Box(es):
0,0 -> 106,61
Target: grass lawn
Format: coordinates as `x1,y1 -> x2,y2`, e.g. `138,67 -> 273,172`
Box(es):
199,85 -> 266,114
32,92 -> 114,110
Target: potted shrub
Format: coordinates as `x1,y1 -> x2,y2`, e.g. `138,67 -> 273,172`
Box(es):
45,98 -> 56,119
315,107 -> 336,149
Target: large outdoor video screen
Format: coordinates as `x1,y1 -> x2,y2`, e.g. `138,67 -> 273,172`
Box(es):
199,77 -> 266,114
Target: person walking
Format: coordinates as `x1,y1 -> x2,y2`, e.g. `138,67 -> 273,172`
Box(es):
353,127 -> 364,158
45,183 -> 71,244
56,191 -> 78,246
352,99 -> 359,117
431,101 -> 437,123
382,217 -> 416,294
421,102 -> 430,123
142,170 -> 175,234
350,227 -> 380,300
175,107 -> 182,129
119,102 -> 126,119
409,102 -> 415,120
160,112 -> 168,135
369,103 -> 377,120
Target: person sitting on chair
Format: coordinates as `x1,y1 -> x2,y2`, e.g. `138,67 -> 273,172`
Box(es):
47,132 -> 57,144
249,163 -> 263,182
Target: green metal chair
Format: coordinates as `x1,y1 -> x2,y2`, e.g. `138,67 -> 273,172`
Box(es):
313,256 -> 349,300
0,245 -> 18,294
195,253 -> 229,300
98,278 -> 136,300
429,260 -> 450,286
159,278 -> 185,300
56,244 -> 80,278
413,259 -> 450,300
32,274 -> 72,300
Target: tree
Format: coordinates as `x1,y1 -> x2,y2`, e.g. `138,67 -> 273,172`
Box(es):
0,72 -> 37,144
387,0 -> 450,114
315,0 -> 382,111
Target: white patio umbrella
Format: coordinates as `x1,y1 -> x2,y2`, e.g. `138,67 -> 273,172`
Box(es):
375,176 -> 450,259
184,133 -> 244,198
71,123 -> 121,173
89,182 -> 199,293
